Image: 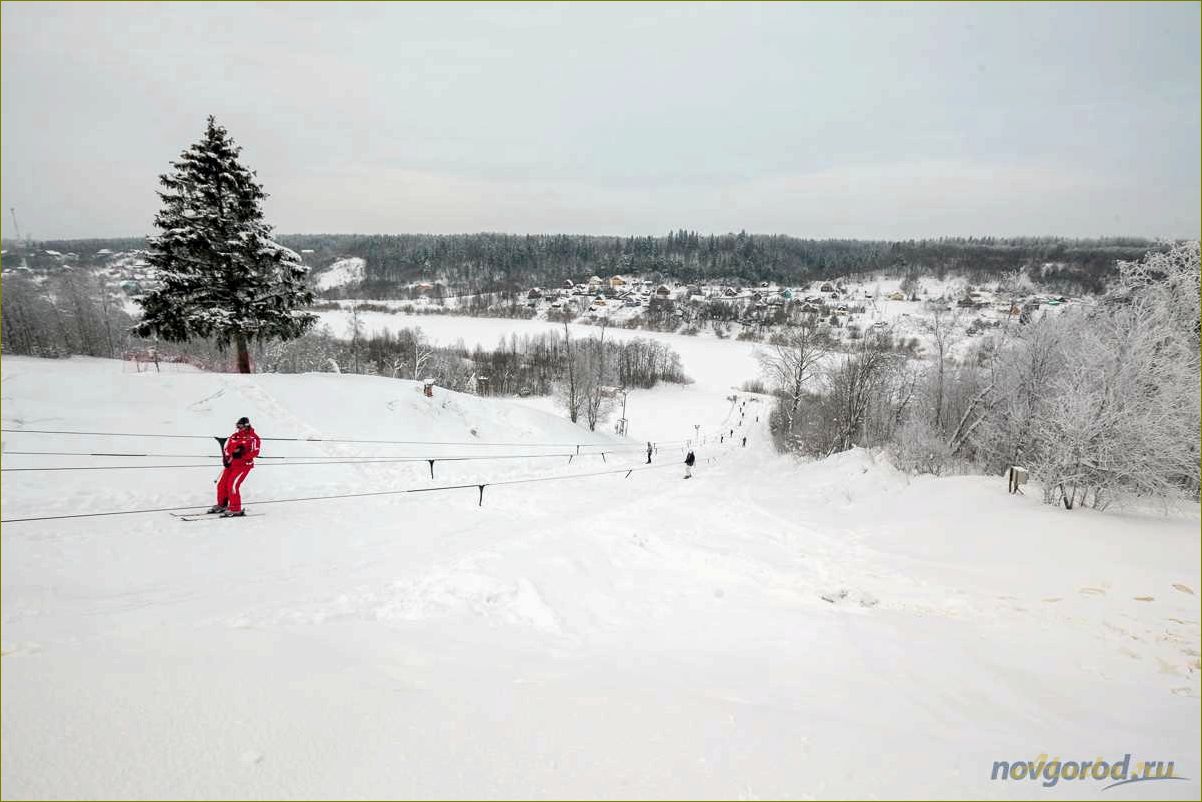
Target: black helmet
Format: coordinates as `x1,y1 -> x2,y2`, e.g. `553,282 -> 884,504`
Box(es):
236,416 -> 250,427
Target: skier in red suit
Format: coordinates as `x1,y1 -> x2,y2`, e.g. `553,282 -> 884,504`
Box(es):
209,416 -> 261,517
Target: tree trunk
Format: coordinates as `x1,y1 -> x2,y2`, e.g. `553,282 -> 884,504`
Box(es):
235,333 -> 252,373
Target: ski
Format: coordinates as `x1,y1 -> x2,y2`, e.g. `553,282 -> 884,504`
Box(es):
174,512 -> 264,521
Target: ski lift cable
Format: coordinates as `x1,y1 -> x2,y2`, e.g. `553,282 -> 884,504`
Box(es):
0,427 -> 698,450
0,450 -> 652,472
0,454 -> 694,523
0,442 -> 658,461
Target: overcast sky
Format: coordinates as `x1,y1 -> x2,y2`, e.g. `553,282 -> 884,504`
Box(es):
2,1 -> 1198,240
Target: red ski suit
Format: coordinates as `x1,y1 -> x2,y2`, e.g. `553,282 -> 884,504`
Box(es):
216,426 -> 261,512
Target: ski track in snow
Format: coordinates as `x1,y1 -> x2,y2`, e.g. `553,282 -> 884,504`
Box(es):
0,354 -> 1198,800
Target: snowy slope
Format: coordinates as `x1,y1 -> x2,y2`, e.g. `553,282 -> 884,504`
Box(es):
2,356 -> 1198,799
314,257 -> 366,291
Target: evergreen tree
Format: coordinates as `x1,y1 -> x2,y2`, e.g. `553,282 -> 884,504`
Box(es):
135,116 -> 315,372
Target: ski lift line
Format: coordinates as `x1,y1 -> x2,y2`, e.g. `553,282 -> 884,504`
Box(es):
0,428 -> 688,450
0,450 -> 647,472
1,445 -> 655,460
0,453 -> 690,523
0,449 -> 635,461
1,450 -> 297,460
486,460 -> 678,488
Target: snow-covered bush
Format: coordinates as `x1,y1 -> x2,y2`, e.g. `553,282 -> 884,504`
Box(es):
891,416 -> 952,475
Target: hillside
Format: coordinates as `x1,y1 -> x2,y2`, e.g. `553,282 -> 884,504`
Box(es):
1,356 -> 1198,799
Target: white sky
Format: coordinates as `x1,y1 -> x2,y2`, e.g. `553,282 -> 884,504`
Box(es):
1,1 -> 1198,240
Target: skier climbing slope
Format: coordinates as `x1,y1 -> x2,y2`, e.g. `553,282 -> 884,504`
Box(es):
209,416 -> 260,517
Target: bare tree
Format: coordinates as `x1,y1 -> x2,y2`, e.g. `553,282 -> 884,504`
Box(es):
557,319 -> 584,423
583,318 -> 610,431
825,332 -> 898,454
922,306 -> 961,430
412,329 -> 433,380
756,314 -> 829,433
346,302 -> 363,373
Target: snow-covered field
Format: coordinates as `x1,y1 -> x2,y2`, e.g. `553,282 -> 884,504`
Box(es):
313,309 -> 762,438
2,355 -> 1198,799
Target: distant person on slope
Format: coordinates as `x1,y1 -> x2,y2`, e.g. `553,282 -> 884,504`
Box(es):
646,441 -> 653,464
208,416 -> 261,517
684,449 -> 696,479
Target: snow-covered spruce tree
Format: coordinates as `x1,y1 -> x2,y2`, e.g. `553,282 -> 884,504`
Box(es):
135,116 -> 315,373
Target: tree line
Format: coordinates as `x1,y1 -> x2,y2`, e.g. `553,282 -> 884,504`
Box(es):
6,232 -> 1163,299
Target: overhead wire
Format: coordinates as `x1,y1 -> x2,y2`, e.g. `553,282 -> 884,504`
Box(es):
1,427 -> 694,450
0,458 -> 690,523
0,411 -> 746,522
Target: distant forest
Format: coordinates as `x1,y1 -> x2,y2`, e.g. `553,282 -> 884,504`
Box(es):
4,232 -> 1166,296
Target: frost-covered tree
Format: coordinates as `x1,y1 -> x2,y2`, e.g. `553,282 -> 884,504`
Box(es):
972,242 -> 1200,509
135,116 -> 316,373
972,316 -> 1068,471
1032,242 -> 1200,508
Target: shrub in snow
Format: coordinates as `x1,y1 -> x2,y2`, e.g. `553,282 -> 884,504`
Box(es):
890,417 -> 952,476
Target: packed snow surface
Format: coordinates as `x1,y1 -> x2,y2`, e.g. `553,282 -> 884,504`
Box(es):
1,355 -> 1198,799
